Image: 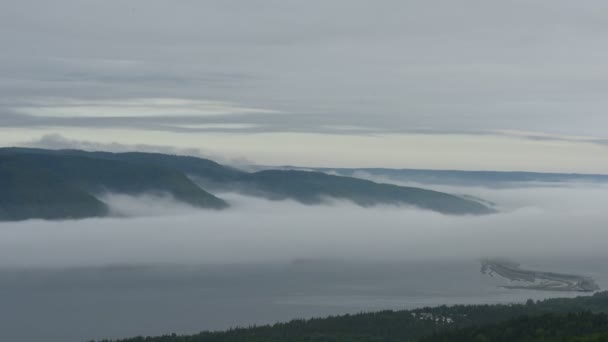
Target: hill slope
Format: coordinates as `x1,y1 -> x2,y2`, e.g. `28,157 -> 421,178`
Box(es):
0,152 -> 228,221
238,170 -> 493,214
0,158 -> 109,220
0,148 -> 495,220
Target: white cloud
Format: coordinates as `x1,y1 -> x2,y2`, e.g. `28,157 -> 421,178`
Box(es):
14,98 -> 280,117
167,123 -> 261,130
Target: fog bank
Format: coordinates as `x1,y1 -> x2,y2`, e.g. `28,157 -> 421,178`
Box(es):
0,185 -> 606,268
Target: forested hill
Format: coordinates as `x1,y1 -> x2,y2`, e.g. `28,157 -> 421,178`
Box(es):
0,148 -> 495,220
97,292 -> 608,342
0,152 -> 228,221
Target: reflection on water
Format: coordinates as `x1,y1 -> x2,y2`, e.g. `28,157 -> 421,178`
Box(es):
0,259 -> 605,342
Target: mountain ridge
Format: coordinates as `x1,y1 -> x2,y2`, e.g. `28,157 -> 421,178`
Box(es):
0,147 -> 495,220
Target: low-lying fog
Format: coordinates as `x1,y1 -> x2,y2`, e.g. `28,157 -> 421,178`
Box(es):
2,181 -> 608,342
1,182 -> 607,268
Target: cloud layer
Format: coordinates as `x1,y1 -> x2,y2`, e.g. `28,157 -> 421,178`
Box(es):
2,0 -> 608,137
2,1 -> 608,172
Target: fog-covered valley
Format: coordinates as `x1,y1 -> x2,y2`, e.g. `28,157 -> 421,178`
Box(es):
0,179 -> 607,341
1,183 -> 607,268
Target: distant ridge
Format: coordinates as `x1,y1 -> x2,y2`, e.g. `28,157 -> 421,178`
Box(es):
0,148 -> 495,221
258,165 -> 608,187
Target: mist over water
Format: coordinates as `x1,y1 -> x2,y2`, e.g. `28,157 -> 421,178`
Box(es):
0,185 -> 607,268
1,183 -> 607,342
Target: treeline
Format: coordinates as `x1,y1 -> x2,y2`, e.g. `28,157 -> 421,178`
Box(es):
96,292 -> 608,342
422,312 -> 608,342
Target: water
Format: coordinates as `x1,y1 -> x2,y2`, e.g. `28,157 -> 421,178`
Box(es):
0,258 -> 604,342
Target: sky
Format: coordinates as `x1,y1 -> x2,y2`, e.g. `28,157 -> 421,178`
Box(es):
1,0 -> 608,172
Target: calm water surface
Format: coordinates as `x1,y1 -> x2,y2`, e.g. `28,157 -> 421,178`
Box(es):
0,259 -> 605,342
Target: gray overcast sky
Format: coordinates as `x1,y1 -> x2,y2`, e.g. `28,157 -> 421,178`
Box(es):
1,0 -> 608,172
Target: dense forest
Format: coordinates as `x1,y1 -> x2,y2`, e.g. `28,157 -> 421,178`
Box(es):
96,292 -> 608,342
423,312 -> 608,342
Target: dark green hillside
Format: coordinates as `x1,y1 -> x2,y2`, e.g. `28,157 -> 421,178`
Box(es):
0,148 -> 495,217
8,154 -> 227,208
238,170 -> 494,215
97,292 -> 608,342
0,159 -> 108,220
0,148 -> 244,184
0,153 -> 227,221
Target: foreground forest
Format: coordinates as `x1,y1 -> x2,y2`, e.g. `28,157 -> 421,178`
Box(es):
423,312 -> 608,342
97,292 -> 608,342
